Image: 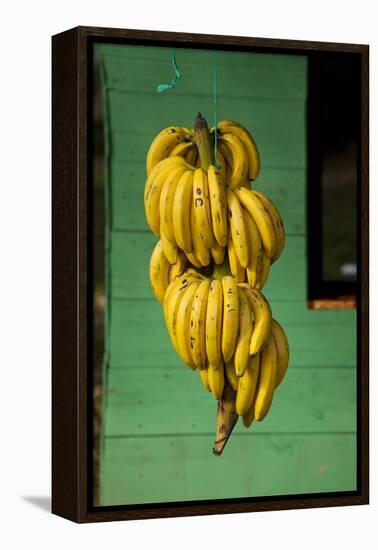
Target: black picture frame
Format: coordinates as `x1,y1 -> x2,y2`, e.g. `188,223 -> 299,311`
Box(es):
52,26 -> 369,523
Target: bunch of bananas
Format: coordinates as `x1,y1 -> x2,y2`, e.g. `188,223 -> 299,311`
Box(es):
144,115 -> 289,451
144,120 -> 285,289
161,269 -> 289,424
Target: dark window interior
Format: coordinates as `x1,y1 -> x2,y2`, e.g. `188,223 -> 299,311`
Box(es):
307,53 -> 360,303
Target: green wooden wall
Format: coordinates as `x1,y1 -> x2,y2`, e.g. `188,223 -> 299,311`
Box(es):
97,44 -> 357,506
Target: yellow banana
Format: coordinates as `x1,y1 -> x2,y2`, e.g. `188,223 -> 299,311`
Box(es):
242,402 -> 255,428
172,170 -> 194,253
198,367 -> 211,392
190,196 -> 211,266
210,240 -> 226,265
190,279 -> 211,369
193,168 -> 215,249
186,267 -> 206,279
271,319 -> 290,388
207,165 -> 228,247
146,126 -> 191,175
253,190 -> 285,262
226,189 -> 249,268
185,250 -> 202,268
236,353 -> 260,416
256,250 -> 271,290
219,133 -> 249,188
144,157 -> 187,235
243,207 -> 264,287
227,233 -> 246,283
159,165 -> 188,243
149,240 -> 170,304
240,285 -> 272,355
164,272 -> 200,346
176,281 -> 200,369
234,187 -> 277,259
234,288 -> 253,376
221,276 -> 240,363
168,250 -> 187,282
215,148 -> 228,186
205,279 -> 223,368
217,120 -> 260,180
169,141 -> 194,158
253,333 -> 278,420
160,230 -> 178,264
208,363 -> 225,400
225,361 -> 239,391
144,156 -> 185,204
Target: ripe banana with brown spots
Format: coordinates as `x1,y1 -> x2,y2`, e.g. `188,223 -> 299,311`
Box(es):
205,279 -> 223,369
239,284 -> 272,355
190,279 -> 211,369
149,240 -> 170,304
221,276 -> 239,363
146,126 -> 192,175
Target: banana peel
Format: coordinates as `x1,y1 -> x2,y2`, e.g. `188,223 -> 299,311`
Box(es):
213,379 -> 238,456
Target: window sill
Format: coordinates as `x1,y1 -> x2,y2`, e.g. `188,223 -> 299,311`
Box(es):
308,297 -> 356,310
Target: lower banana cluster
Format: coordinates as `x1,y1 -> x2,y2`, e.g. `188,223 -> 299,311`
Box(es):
156,268 -> 289,427
144,116 -> 289,445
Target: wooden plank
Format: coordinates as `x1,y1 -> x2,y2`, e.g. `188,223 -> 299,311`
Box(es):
104,368 -> 356,437
108,298 -> 356,369
100,48 -> 307,100
99,43 -> 307,72
107,93 -> 306,169
109,161 -> 305,234
110,233 -> 307,300
100,434 -> 357,505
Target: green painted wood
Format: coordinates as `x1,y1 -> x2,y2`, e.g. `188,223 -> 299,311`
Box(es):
107,94 -> 306,170
110,162 -> 305,234
110,233 -> 307,300
97,44 -> 357,507
104,368 -> 356,437
100,47 -> 307,100
100,44 -> 306,72
107,298 -> 356,369
100,434 -> 357,505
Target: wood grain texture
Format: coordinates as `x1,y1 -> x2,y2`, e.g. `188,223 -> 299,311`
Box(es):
100,434 -> 357,506
104,368 -> 356,436
107,298 -> 356,368
98,43 -> 360,508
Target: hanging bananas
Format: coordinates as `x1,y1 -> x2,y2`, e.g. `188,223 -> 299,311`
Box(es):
143,114 -> 289,454
162,269 -> 289,407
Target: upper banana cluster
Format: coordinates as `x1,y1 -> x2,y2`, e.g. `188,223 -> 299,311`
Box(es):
144,115 -> 289,451
144,119 -> 285,289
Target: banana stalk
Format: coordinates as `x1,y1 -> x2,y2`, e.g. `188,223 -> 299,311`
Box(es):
193,112 -> 214,170
193,114 -> 240,455
211,245 -> 239,453
213,379 -> 238,456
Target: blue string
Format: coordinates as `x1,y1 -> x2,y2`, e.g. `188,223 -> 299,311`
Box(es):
157,48 -> 220,170
157,48 -> 182,92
